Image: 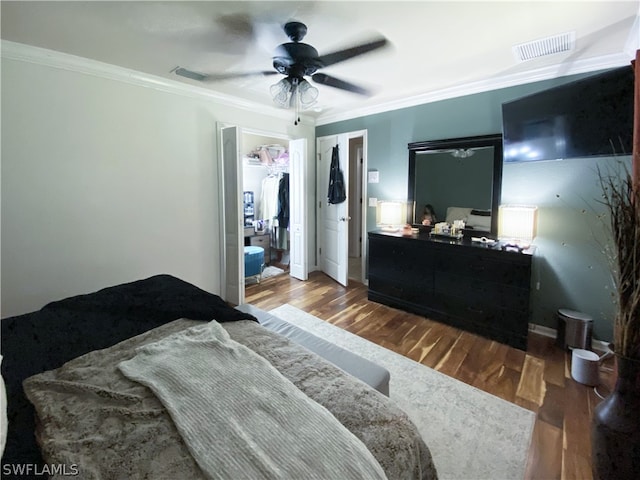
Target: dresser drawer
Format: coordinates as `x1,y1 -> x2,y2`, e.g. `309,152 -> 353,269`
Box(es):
435,272 -> 530,312
249,235 -> 269,247
433,250 -> 531,288
369,274 -> 434,305
434,293 -> 529,337
368,236 -> 432,280
248,235 -> 270,264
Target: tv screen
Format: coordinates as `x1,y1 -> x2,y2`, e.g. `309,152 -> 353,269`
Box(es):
502,66 -> 633,163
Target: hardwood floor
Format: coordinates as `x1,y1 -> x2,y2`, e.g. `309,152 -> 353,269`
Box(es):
245,270 -> 616,480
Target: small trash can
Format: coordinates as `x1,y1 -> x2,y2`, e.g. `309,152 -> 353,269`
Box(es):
571,348 -> 600,386
556,309 -> 593,350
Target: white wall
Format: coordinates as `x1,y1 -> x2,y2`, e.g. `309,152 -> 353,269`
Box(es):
1,54 -> 314,317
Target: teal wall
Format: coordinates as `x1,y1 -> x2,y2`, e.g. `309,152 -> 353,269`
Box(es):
316,72 -> 631,342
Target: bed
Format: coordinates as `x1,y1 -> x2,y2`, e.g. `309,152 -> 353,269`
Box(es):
1,274 -> 437,479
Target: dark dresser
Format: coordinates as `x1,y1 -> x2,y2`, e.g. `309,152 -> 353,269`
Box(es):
368,230 -> 533,350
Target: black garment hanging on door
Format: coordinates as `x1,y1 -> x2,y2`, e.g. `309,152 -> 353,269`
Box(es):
277,173 -> 290,228
327,145 -> 347,204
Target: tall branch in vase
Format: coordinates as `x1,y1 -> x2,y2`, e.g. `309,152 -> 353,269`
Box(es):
634,49 -> 639,191
590,50 -> 640,480
604,50 -> 640,359
598,52 -> 640,360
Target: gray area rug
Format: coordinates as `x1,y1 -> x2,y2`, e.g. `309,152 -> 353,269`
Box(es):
262,266 -> 284,278
269,304 -> 535,480
245,266 -> 284,285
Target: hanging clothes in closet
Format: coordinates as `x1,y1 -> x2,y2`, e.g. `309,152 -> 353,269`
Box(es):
259,173 -> 281,222
276,173 -> 290,250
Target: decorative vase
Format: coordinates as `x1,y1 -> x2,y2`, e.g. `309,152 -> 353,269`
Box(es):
591,354 -> 640,480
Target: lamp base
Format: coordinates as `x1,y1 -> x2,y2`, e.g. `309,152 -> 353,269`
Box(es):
500,240 -> 531,252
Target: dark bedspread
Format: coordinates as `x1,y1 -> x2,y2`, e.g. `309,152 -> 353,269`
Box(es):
0,274 -> 255,474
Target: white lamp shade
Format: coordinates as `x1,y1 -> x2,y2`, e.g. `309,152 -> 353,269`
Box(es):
498,205 -> 538,242
377,201 -> 405,228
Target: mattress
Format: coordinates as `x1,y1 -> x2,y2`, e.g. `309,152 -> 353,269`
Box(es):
1,274 -> 438,479
236,303 -> 391,395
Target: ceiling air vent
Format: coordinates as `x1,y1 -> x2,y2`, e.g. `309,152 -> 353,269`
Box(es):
512,31 -> 575,62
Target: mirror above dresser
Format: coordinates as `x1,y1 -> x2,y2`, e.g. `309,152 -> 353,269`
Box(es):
407,134 -> 503,236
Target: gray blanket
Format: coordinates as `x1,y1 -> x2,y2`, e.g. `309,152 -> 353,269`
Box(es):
24,319 -> 437,479
118,321 -> 386,480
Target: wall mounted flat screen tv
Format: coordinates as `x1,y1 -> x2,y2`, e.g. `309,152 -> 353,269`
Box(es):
502,66 -> 633,163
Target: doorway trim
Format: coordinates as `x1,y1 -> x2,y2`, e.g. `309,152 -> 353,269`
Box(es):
351,129 -> 369,285
218,122 -> 307,304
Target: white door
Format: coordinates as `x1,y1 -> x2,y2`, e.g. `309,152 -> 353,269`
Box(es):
220,125 -> 244,305
289,138 -> 308,280
317,134 -> 349,286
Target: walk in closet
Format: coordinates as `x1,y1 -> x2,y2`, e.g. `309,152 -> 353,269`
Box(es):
242,132 -> 290,270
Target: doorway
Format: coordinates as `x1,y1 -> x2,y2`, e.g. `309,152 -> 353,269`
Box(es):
242,132 -> 291,280
219,124 -> 308,306
317,130 -> 367,286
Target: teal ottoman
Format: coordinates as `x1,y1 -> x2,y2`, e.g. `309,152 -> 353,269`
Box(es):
244,246 -> 265,282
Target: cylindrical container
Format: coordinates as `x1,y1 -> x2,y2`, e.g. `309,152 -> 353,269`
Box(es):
571,348 -> 600,386
556,309 -> 593,350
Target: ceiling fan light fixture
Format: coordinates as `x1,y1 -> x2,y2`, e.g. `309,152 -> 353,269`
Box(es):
298,79 -> 319,106
451,148 -> 475,158
270,78 -> 293,108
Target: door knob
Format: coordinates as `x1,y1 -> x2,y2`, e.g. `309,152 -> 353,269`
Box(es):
339,216 -> 351,222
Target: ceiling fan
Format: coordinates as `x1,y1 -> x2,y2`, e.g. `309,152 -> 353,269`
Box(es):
174,21 -> 388,124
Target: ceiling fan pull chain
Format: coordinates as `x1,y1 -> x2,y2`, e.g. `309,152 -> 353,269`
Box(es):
294,82 -> 301,125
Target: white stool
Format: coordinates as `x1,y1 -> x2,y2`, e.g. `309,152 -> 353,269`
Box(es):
571,349 -> 600,386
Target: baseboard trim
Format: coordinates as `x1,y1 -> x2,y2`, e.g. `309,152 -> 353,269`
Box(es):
528,323 -> 557,338
528,323 -> 610,352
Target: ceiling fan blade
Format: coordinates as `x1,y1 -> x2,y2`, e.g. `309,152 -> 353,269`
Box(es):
311,73 -> 371,96
317,36 -> 388,67
174,67 -> 278,82
174,67 -> 209,82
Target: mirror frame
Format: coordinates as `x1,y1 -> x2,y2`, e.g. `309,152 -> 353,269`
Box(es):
407,134 -> 503,235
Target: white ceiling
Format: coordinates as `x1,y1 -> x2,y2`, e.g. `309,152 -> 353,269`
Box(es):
2,1 -> 639,124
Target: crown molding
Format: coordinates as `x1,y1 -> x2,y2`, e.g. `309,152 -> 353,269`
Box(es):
623,11 -> 640,58
0,40 -> 314,125
316,52 -> 631,126
2,40 -> 631,129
